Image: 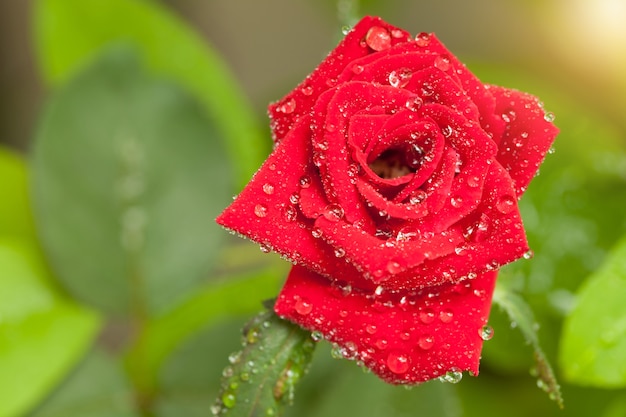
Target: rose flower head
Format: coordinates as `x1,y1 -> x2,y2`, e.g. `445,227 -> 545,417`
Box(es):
217,16 -> 558,384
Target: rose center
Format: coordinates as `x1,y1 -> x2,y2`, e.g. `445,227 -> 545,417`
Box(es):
368,149 -> 416,179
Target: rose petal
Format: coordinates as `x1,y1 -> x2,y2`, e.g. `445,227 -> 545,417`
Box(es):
269,17 -> 410,142
489,86 -> 559,196
275,265 -> 497,384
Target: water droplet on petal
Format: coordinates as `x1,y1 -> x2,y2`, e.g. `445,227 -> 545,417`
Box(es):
405,96 -> 423,111
334,247 -> 346,258
415,32 -> 431,47
440,369 -> 463,384
544,112 -> 555,122
322,203 -> 345,222
352,64 -> 364,74
386,260 -> 402,274
262,183 -> 275,195
283,205 -> 297,222
467,175 -> 481,188
495,195 -> 516,214
365,26 -> 392,51
418,335 -> 434,350
289,193 -> 300,204
434,55 -> 451,71
523,250 -> 534,260
341,25 -> 351,35
391,29 -> 405,39
450,196 -> 463,208
419,309 -> 435,324
366,324 -> 377,334
480,325 -> 494,340
387,351 -> 411,374
254,203 -> 270,219
439,309 -> 454,323
375,338 -> 388,350
299,175 -> 311,188
301,85 -> 313,96
294,297 -> 313,315
388,68 -> 412,88
374,285 -> 384,296
311,331 -> 324,341
278,98 -> 296,114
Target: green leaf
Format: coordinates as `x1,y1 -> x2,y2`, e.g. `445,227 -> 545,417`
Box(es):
33,0 -> 266,188
560,235 -> 626,387
212,308 -> 316,417
125,255 -> 287,400
286,343 -> 461,417
30,350 -> 139,417
493,284 -> 563,408
0,240 -> 100,417
31,47 -> 233,315
0,147 -> 37,241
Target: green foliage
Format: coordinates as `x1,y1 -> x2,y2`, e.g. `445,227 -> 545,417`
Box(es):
0,241 -> 100,417
560,236 -> 626,387
31,350 -> 139,417
212,308 -> 316,417
0,148 -> 37,241
493,283 -> 563,408
33,0 -> 267,188
31,47 -> 233,316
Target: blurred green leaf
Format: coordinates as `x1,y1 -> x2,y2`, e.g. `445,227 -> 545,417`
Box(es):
30,350 -> 139,417
126,256 -> 286,400
0,147 -> 36,241
212,308 -> 315,417
31,47 -> 233,315
493,284 -> 563,408
0,241 -> 100,417
33,0 -> 266,188
155,319 -> 246,417
286,343 -> 462,417
560,235 -> 626,387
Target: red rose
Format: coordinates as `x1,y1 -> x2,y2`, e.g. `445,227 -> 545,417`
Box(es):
217,16 -> 557,384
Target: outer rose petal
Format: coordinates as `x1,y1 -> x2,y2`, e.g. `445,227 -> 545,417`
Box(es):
275,265 -> 497,384
490,86 -> 559,196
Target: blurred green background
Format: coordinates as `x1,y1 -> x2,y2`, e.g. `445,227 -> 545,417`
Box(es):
1,0 -> 626,416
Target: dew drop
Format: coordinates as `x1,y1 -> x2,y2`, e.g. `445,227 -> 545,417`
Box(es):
544,112 -> 555,122
388,68 -> 412,88
495,195 -> 515,214
311,227 -> 323,238
467,175 -> 481,188
222,391 -> 237,408
450,196 -> 463,208
334,247 -> 346,258
480,324 -> 494,341
341,25 -> 351,35
278,98 -> 296,114
391,28 -> 405,39
352,64 -> 364,74
386,260 -> 402,274
301,85 -> 313,96
419,309 -> 435,324
322,203 -> 345,222
259,243 -> 272,253
365,26 -> 392,51
283,205 -> 297,222
366,324 -> 378,334
374,285 -> 384,296
405,96 -> 423,111
434,55 -> 451,71
299,175 -> 312,188
294,297 -> 313,315
387,352 -> 411,374
289,193 -> 300,204
415,32 -> 431,47
440,369 -> 463,384
262,183 -> 275,195
254,204 -> 268,218
311,331 -> 324,341
418,335 -> 434,350
375,338 -> 389,350
439,309 -> 454,323
523,249 -> 534,260
441,125 -> 453,137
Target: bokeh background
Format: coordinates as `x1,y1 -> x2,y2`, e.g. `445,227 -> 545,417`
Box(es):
1,1 -> 626,416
